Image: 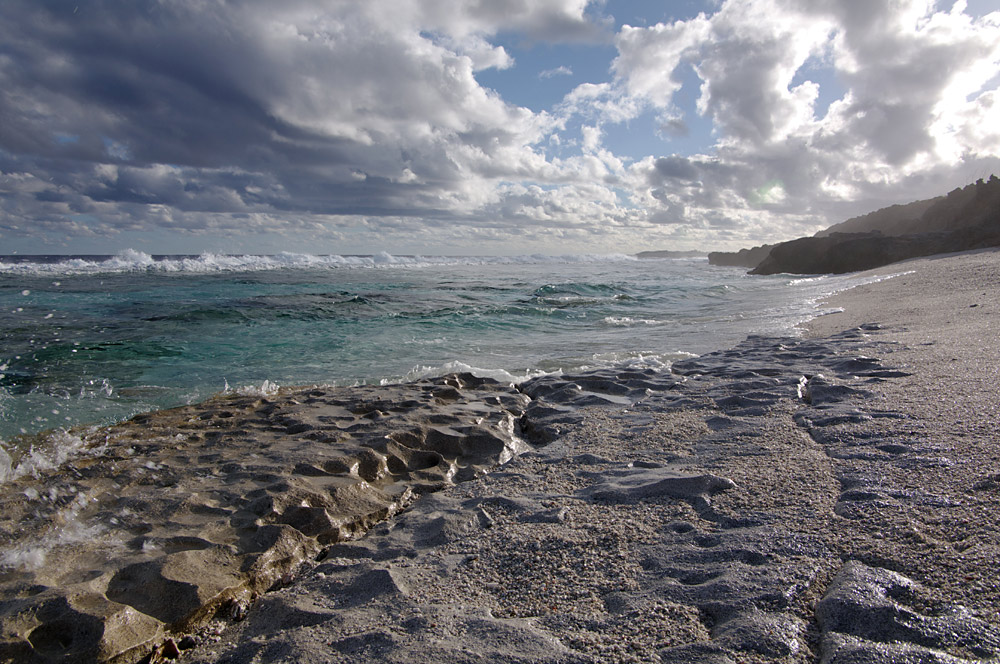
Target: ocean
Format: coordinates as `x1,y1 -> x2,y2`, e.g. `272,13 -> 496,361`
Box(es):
0,250 -> 863,475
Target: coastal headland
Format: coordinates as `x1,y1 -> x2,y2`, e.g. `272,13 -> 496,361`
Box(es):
708,175 -> 1000,275
1,249 -> 999,663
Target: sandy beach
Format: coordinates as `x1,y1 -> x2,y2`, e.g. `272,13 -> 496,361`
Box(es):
3,249 -> 1000,663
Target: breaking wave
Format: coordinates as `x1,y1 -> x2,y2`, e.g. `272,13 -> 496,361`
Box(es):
0,249 -> 641,276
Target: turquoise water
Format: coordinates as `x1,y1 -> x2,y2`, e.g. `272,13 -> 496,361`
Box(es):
0,250 -> 852,453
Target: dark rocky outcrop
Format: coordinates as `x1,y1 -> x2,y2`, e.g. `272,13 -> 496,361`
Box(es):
748,175 -> 1000,275
815,198 -> 939,237
707,244 -> 775,268
752,223 -> 1000,275
820,175 -> 1000,238
751,232 -> 923,275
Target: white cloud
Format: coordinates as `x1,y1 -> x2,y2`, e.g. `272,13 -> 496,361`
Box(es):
604,0 -> 1000,245
540,65 -> 574,79
581,125 -> 603,152
614,16 -> 712,109
693,0 -> 833,145
0,0 -> 998,253
393,0 -> 608,42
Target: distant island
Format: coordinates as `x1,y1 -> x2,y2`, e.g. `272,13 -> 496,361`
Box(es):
635,249 -> 707,259
709,175 -> 1000,274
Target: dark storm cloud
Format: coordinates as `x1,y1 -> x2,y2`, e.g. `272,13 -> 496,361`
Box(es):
0,0 -> 585,242
652,156 -> 700,182
1,2 -> 273,165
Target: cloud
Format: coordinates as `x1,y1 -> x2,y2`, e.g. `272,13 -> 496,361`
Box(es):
652,156 -> 701,182
614,16 -> 712,109
401,0 -> 610,43
540,65 -> 574,79
0,0 -> 998,253
0,1 -> 590,243
609,0 -> 1000,244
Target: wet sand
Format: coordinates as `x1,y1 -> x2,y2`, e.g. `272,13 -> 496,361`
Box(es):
2,249 -> 999,663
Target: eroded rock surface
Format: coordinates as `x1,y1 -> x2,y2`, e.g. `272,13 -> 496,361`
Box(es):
817,561 -> 1000,663
0,373 -> 529,663
3,324 -> 995,663
168,325 -> 996,664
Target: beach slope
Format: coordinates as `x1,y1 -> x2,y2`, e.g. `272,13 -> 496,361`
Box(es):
182,249 -> 1000,663
2,250 -> 999,663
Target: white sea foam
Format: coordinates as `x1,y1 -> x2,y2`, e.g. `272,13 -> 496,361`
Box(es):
788,276 -> 827,285
0,249 -> 641,276
584,351 -> 688,371
0,486 -> 106,571
221,378 -> 281,397
0,428 -> 111,488
390,360 -> 554,386
1,430 -> 89,483
0,447 -> 12,485
233,379 -> 281,397
602,316 -> 662,327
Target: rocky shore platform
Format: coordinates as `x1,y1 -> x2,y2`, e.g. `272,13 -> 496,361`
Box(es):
2,249 -> 999,663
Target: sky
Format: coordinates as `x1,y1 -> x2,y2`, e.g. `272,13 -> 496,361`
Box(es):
1,0 -> 999,256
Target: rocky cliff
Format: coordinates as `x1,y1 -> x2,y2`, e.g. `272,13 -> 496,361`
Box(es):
745,175 -> 1000,274
707,244 -> 775,268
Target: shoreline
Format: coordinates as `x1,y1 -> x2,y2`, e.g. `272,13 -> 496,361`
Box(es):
189,249 -> 1000,664
0,253 -> 800,450
2,249 -> 999,663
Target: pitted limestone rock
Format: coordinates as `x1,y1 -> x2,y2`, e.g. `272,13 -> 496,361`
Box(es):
817,561 -> 1000,663
583,465 -> 735,506
0,373 -> 530,663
